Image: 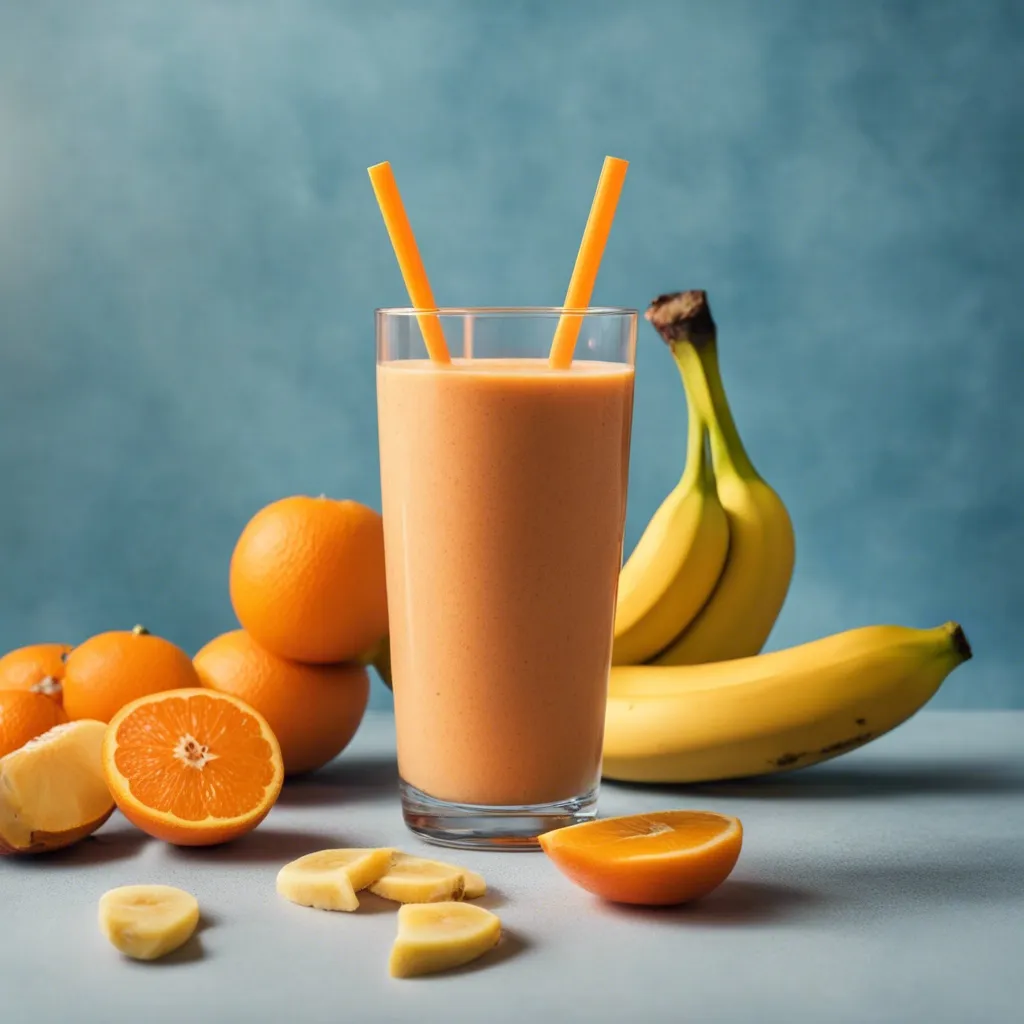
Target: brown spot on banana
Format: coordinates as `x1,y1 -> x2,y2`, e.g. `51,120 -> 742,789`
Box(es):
772,752 -> 806,768
769,732 -> 875,770
818,732 -> 874,756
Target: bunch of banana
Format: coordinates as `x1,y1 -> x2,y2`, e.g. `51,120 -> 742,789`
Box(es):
612,290 -> 794,666
605,291 -> 972,782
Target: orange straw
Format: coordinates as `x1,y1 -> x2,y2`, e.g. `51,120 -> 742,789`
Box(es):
368,161 -> 451,363
548,156 -> 629,369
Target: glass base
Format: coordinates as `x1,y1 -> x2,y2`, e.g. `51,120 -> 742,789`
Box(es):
399,778 -> 598,851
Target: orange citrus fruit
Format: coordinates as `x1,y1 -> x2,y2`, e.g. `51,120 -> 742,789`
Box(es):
0,643 -> 72,703
62,625 -> 201,723
229,496 -> 388,664
0,690 -> 69,759
193,630 -> 370,776
102,688 -> 284,846
539,810 -> 743,906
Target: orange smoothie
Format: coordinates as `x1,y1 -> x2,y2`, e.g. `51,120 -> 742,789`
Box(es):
377,358 -> 634,807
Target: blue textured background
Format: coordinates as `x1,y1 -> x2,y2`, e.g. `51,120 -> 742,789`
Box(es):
1,1 -> 1020,709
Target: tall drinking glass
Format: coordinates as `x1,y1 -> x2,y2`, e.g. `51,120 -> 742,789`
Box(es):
376,308 -> 637,849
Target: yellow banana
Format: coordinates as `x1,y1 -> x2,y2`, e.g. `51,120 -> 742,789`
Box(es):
612,402 -> 730,665
646,291 -> 795,665
602,621 -> 972,783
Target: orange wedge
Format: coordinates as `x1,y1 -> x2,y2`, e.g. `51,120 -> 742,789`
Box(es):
102,688 -> 284,847
538,810 -> 742,906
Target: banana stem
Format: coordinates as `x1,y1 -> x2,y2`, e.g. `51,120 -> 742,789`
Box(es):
946,622 -> 972,662
685,340 -> 757,480
679,379 -> 710,490
646,290 -> 757,480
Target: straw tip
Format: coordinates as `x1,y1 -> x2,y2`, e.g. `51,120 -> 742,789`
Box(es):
367,161 -> 391,176
645,290 -> 716,347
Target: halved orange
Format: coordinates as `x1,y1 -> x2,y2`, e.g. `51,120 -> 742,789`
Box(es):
538,810 -> 742,906
102,688 -> 284,847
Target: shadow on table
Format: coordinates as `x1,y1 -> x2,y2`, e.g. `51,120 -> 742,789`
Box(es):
598,879 -> 826,928
442,928 -> 532,977
605,757 -> 1024,802
597,847 -> 1024,929
791,846 -> 1024,907
473,886 -> 509,911
348,891 -> 404,916
274,755 -> 400,808
166,827 -> 354,865
4,819 -> 152,868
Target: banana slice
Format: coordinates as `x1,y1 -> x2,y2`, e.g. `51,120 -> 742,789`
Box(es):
368,852 -> 471,904
458,868 -> 486,899
276,848 -> 395,912
415,858 -> 486,898
98,885 -> 200,961
389,901 -> 502,978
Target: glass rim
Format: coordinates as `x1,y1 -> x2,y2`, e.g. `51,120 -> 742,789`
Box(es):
375,305 -> 638,318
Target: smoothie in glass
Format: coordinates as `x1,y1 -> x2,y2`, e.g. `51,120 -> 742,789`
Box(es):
376,308 -> 636,847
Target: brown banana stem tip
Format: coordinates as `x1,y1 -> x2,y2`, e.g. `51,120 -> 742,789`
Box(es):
645,290 -> 717,347
949,623 -> 972,661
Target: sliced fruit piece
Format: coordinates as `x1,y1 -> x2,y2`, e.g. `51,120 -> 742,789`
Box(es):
98,884 -> 200,961
276,848 -> 395,912
0,720 -> 114,855
392,855 -> 485,899
539,810 -> 742,906
389,901 -> 502,978
369,852 -> 467,904
101,688 -> 284,847
458,868 -> 486,900
377,854 -> 485,899
0,690 -> 68,758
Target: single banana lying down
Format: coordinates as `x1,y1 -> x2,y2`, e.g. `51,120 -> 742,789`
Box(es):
602,622 -> 971,784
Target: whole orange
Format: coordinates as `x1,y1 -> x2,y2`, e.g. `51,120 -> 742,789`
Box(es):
229,496 -> 388,664
62,625 -> 202,723
0,643 -> 72,703
0,690 -> 69,758
193,629 -> 369,776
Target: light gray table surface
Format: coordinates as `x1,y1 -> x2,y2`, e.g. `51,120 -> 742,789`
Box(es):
3,710 -> 1023,1023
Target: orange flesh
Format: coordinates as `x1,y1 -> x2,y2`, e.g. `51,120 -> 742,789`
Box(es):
539,810 -> 742,906
574,811 -> 732,853
113,693 -> 278,820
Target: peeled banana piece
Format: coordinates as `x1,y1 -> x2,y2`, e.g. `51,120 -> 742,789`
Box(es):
276,847 -> 395,912
369,852 -> 469,904
368,851 -> 487,901
603,622 -> 972,783
98,884 -> 200,961
456,866 -> 486,899
389,901 -> 502,978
